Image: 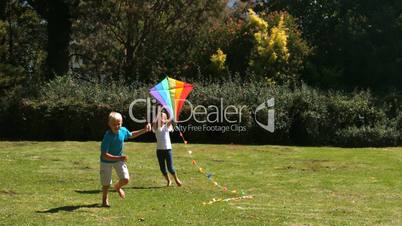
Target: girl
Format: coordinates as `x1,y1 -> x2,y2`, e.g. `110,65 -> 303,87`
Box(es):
152,110 -> 182,187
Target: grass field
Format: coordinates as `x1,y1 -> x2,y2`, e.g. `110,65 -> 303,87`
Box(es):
0,142 -> 401,225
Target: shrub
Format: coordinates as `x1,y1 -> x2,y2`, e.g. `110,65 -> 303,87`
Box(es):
1,75 -> 399,147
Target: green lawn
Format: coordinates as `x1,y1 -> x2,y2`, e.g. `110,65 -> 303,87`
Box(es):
0,142 -> 401,225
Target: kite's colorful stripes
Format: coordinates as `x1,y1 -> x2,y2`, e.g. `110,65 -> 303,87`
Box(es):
149,77 -> 193,122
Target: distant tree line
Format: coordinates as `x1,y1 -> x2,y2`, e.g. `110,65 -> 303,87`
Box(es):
1,0 -> 400,91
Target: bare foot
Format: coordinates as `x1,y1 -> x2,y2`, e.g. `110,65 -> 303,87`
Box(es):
167,180 -> 172,187
175,179 -> 182,187
102,198 -> 110,207
114,184 -> 125,199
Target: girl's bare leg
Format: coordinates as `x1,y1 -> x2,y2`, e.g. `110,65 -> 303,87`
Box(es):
163,174 -> 172,186
171,173 -> 182,187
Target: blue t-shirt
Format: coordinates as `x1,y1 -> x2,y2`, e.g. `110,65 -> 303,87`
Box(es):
100,127 -> 132,163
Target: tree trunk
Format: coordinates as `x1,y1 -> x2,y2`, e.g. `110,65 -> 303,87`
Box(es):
3,0 -> 15,64
46,1 -> 72,79
0,0 -> 6,20
124,1 -> 136,81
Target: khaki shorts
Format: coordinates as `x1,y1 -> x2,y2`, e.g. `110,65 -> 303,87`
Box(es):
100,161 -> 130,186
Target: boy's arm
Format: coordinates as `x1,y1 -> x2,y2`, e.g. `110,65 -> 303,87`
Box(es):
102,152 -> 127,161
101,133 -> 126,161
151,121 -> 158,131
129,124 -> 151,139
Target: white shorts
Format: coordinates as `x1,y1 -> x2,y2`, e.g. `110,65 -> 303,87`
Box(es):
100,161 -> 130,186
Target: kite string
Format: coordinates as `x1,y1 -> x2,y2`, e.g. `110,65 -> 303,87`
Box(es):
177,129 -> 252,204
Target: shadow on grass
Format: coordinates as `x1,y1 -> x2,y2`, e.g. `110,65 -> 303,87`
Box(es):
75,189 -> 103,194
75,186 -> 164,194
130,186 -> 165,190
36,203 -> 101,213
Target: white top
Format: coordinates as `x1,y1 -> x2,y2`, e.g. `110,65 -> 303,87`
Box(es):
153,124 -> 173,150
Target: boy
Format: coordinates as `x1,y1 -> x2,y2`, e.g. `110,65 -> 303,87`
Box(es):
100,112 -> 151,207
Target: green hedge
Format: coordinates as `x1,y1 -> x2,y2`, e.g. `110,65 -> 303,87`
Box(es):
0,76 -> 400,146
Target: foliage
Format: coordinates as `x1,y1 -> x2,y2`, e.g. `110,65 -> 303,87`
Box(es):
1,75 -> 399,146
70,0 -> 229,82
26,0 -> 79,79
0,1 -> 45,96
210,48 -> 227,71
226,8 -> 311,83
256,0 -> 402,90
1,1 -> 400,145
248,9 -> 290,81
1,1 -> 400,90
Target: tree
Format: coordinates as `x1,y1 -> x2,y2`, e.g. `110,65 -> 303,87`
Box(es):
0,0 -> 46,94
255,0 -> 402,90
27,0 -> 79,80
70,0 -> 229,82
225,6 -> 311,83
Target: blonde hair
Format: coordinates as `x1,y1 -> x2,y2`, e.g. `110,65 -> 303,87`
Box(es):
108,112 -> 122,124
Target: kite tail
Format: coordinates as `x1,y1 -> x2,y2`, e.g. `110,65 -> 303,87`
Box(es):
176,126 -> 253,204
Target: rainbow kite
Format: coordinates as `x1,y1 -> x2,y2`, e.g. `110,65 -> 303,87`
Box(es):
149,77 -> 252,204
149,77 -> 193,122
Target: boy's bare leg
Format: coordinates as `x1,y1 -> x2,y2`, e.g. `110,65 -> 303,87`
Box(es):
163,174 -> 172,186
102,186 -> 110,207
171,173 -> 182,187
114,179 -> 129,199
